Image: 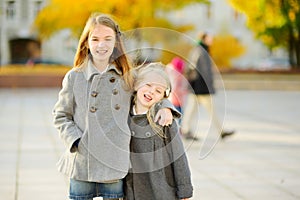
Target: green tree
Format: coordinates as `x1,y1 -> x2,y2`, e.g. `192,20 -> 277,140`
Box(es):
228,0 -> 300,68
33,0 -> 208,39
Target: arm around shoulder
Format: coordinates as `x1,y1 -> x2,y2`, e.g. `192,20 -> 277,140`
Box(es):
158,98 -> 181,118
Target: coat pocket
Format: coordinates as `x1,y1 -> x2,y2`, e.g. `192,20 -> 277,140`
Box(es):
56,150 -> 77,177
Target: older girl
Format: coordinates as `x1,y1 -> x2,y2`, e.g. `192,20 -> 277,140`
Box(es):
53,13 -> 174,200
125,63 -> 193,200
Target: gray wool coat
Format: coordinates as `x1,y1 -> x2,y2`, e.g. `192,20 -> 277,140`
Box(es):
53,61 -> 179,183
53,61 -> 133,182
124,103 -> 193,200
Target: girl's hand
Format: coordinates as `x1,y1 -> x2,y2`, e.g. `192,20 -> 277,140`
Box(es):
154,108 -> 173,126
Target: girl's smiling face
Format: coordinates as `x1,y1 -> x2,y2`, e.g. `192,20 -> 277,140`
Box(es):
88,24 -> 116,64
135,72 -> 167,113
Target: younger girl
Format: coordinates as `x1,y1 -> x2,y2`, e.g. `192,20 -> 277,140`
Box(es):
125,63 -> 193,200
53,13 -> 174,200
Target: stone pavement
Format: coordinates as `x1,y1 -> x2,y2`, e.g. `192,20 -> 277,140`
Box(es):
0,88 -> 300,200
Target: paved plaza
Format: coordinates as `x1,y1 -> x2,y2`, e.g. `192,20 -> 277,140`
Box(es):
0,88 -> 299,200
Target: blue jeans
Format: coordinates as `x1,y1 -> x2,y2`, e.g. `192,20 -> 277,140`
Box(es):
69,178 -> 123,200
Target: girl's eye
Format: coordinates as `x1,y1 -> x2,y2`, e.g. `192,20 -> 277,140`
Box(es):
146,83 -> 151,87
156,89 -> 162,94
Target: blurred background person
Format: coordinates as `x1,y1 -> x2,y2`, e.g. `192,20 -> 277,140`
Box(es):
181,32 -> 235,141
166,57 -> 189,114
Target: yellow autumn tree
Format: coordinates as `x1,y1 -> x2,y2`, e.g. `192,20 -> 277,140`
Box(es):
33,0 -> 208,39
210,34 -> 245,68
227,0 -> 300,68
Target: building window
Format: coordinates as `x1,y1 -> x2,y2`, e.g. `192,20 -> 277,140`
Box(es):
33,1 -> 43,16
6,1 -> 16,20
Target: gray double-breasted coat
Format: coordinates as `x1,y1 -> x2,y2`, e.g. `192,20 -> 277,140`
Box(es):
53,61 -> 133,182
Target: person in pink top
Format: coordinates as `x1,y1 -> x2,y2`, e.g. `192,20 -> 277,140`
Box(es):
166,57 -> 189,114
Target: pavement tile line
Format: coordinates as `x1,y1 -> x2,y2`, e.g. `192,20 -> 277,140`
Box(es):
14,92 -> 23,200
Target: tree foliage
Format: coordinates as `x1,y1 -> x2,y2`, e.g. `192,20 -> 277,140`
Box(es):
210,34 -> 245,68
228,0 -> 300,68
33,0 -> 208,39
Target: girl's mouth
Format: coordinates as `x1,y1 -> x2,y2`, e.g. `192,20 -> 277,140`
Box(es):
144,94 -> 152,102
96,49 -> 108,54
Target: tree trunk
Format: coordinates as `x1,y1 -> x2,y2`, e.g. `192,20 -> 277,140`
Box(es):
296,28 -> 300,68
282,0 -> 300,69
295,44 -> 300,68
288,26 -> 296,68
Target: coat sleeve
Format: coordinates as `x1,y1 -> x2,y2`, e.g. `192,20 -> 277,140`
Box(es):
158,99 -> 181,119
52,70 -> 83,153
166,122 -> 193,199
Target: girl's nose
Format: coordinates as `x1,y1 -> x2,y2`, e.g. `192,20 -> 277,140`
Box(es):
97,41 -> 105,47
149,87 -> 155,94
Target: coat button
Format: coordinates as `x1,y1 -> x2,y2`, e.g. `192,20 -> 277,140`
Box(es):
109,77 -> 116,83
145,132 -> 151,137
90,106 -> 97,113
114,104 -> 120,110
131,131 -> 135,136
112,89 -> 118,95
91,91 -> 98,97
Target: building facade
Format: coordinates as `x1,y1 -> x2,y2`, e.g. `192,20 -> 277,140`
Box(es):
1,0 -> 44,65
0,0 -> 75,65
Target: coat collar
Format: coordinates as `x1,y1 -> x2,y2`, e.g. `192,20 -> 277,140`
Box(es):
83,60 -> 123,81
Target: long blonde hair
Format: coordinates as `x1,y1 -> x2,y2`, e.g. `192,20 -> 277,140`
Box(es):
74,12 -> 133,89
133,62 -> 172,138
